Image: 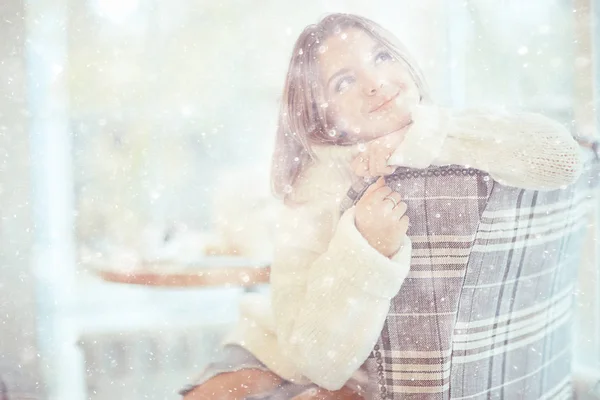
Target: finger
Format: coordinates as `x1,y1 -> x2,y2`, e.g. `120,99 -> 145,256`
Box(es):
369,146 -> 378,177
383,165 -> 397,175
381,196 -> 397,212
374,147 -> 391,176
380,191 -> 402,213
352,157 -> 370,177
362,176 -> 386,198
371,185 -> 393,202
397,215 -> 410,233
376,160 -> 397,176
392,200 -> 408,218
385,191 -> 403,207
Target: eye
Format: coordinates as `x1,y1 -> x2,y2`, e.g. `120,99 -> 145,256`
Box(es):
335,76 -> 355,93
374,50 -> 393,65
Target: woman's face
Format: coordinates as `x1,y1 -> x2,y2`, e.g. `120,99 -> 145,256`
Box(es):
318,28 -> 420,141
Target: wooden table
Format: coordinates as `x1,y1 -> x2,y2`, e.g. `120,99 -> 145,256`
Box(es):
92,257 -> 270,288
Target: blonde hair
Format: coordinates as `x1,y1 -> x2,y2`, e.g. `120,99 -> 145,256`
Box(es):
271,13 -> 431,200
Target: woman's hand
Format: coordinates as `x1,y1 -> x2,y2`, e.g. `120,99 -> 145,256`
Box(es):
351,124 -> 411,178
354,177 -> 409,258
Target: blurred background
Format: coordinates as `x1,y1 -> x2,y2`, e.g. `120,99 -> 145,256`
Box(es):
0,0 -> 598,399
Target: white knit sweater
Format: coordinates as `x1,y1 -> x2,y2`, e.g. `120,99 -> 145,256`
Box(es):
223,105 -> 584,390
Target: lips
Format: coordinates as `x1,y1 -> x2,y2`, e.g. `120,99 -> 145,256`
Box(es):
370,92 -> 400,113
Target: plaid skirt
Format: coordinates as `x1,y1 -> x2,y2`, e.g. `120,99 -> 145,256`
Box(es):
179,344 -> 369,399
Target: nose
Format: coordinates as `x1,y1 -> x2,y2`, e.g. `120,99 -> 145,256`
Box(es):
361,76 -> 384,96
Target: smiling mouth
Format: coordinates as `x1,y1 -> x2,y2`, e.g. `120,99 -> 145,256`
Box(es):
370,92 -> 400,113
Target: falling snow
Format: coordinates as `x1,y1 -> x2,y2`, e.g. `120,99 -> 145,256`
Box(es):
0,1 -> 599,399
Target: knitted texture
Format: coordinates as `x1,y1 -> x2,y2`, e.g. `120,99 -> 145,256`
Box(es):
389,106 -> 583,191
223,107 -> 584,390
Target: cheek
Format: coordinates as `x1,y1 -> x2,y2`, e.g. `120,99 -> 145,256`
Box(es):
395,79 -> 421,108
387,65 -> 420,94
406,79 -> 421,100
327,103 -> 348,131
329,92 -> 362,121
402,87 -> 421,106
402,74 -> 421,101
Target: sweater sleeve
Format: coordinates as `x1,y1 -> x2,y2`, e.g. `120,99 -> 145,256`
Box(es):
270,202 -> 412,390
387,105 -> 584,190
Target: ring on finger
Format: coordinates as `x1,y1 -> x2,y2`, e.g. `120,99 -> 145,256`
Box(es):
384,196 -> 398,208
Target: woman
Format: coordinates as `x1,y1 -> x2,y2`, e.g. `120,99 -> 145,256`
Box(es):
182,13 -> 583,399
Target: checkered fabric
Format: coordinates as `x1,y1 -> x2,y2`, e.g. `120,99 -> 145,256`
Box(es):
340,150 -> 600,399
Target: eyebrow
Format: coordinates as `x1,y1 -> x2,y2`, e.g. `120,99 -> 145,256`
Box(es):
372,43 -> 384,53
326,44 -> 386,89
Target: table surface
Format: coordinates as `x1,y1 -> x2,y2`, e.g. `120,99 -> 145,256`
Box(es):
91,257 -> 271,288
